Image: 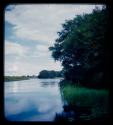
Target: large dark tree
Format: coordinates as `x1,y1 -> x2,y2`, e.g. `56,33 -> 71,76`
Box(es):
49,6 -> 109,88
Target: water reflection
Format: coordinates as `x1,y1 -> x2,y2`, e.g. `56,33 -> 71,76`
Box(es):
12,82 -> 18,93
41,81 -> 56,87
5,78 -> 63,121
54,104 -> 92,122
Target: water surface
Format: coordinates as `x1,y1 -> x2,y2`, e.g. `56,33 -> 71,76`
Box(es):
4,78 -> 63,121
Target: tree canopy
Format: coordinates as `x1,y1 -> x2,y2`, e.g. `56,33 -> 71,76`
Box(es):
49,6 -> 109,88
38,70 -> 63,78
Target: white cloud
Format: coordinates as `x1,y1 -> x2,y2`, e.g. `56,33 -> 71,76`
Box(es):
36,44 -> 49,52
28,44 -> 50,58
5,4 -> 103,43
5,40 -> 29,56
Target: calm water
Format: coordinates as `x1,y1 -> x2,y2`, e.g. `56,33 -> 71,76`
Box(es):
4,78 -> 63,121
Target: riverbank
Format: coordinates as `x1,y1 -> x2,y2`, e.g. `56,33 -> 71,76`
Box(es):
59,81 -> 109,121
5,76 -> 30,82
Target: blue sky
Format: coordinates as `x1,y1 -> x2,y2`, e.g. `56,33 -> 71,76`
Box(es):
5,4 -> 103,76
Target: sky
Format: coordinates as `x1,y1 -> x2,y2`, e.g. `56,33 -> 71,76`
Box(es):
5,4 -> 103,76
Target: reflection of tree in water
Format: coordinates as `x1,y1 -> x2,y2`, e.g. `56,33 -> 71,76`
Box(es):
41,81 -> 56,87
54,103 -> 91,122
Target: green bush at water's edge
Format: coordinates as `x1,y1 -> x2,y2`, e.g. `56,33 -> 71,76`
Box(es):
60,81 -> 109,121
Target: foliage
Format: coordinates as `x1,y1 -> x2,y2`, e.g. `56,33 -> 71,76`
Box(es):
49,6 -> 109,88
38,70 -> 63,78
60,82 -> 109,121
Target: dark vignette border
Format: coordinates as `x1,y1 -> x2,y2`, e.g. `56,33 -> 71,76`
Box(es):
0,0 -> 113,125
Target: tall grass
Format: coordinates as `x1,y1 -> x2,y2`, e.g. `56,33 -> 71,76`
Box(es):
60,83 -> 109,120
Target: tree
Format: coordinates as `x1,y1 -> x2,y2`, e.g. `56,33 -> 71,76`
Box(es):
38,70 -> 63,78
49,6 -> 109,88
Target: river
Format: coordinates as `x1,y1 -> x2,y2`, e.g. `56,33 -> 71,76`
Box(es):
4,78 -> 63,121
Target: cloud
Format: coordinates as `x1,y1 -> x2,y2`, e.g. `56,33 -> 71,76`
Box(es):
5,4 -> 103,43
5,59 -> 62,76
5,40 -> 29,56
26,44 -> 50,58
5,40 -> 62,76
36,44 -> 49,52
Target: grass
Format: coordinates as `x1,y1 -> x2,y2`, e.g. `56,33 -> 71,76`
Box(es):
60,82 -> 109,121
5,76 -> 30,82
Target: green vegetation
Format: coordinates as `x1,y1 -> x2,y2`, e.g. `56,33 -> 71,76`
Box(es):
38,70 -> 63,78
5,76 -> 30,82
60,81 -> 109,121
49,6 -> 110,121
49,6 -> 109,88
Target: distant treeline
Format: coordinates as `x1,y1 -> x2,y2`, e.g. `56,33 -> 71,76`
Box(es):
5,75 -> 36,82
38,70 -> 63,78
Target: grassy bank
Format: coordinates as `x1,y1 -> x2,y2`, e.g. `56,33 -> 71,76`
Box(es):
5,76 -> 30,82
60,82 -> 109,121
